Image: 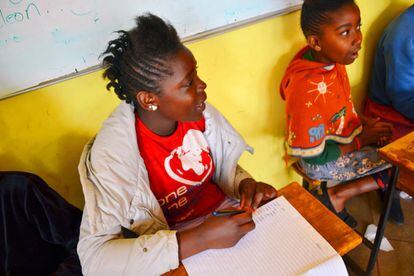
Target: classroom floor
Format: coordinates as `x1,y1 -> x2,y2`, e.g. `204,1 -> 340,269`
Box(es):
344,189 -> 414,275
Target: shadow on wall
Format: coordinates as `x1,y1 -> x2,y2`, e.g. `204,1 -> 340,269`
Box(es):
0,64 -> 118,210
266,11 -> 304,166
0,86 -> 113,209
352,0 -> 411,111
37,133 -> 90,209
267,15 -> 304,138
0,133 -> 90,209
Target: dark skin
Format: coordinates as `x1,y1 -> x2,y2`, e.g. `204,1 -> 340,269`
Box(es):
136,47 -> 207,136
305,3 -> 393,212
239,178 -> 277,210
135,47 -> 277,260
307,2 -> 363,65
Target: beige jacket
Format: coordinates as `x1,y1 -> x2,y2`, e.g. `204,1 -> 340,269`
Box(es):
77,101 -> 253,276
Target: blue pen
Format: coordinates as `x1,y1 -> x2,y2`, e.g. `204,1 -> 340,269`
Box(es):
212,209 -> 246,217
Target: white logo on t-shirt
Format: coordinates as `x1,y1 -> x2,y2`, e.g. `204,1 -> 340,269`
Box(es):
164,129 -> 212,186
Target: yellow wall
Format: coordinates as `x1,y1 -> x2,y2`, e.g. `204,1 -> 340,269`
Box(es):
0,0 -> 412,209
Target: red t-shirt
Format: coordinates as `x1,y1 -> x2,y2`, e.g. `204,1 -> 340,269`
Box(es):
135,114 -> 225,225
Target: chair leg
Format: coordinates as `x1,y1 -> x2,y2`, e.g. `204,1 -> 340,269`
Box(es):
321,181 -> 327,190
366,166 -> 399,273
302,179 -> 310,191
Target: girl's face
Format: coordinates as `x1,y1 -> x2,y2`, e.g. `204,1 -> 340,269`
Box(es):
312,3 -> 362,65
157,47 -> 207,122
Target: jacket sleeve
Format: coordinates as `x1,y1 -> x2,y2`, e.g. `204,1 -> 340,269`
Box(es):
77,137 -> 180,276
77,204 -> 180,276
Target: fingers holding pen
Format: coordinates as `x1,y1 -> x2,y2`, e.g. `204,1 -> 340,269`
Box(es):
233,208 -> 254,221
199,208 -> 255,249
232,209 -> 256,234
216,208 -> 255,231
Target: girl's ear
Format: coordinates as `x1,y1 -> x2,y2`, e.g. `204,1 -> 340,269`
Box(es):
307,35 -> 322,52
135,91 -> 159,111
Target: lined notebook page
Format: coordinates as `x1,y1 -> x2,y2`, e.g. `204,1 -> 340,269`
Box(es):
182,196 -> 348,276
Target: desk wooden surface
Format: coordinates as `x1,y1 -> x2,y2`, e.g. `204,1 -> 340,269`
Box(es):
379,131 -> 414,172
379,131 -> 414,196
277,182 -> 361,255
165,182 -> 361,275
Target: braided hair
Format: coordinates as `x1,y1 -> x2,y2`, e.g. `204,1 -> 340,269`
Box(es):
301,0 -> 356,37
102,13 -> 184,108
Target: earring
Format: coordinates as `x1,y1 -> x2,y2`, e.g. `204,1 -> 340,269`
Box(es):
315,45 -> 321,51
148,104 -> 158,111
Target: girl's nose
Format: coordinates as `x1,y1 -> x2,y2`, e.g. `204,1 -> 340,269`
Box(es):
354,31 -> 363,45
196,75 -> 207,92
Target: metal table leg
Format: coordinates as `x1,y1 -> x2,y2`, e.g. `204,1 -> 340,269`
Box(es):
366,166 -> 399,273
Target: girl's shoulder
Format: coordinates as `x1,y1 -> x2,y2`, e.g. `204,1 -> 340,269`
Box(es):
281,59 -> 337,101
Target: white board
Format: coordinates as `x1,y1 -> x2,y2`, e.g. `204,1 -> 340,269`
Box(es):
0,0 -> 302,99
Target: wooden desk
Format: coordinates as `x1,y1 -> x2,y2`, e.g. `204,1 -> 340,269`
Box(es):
379,130 -> 414,196
166,182 -> 362,275
365,131 -> 414,273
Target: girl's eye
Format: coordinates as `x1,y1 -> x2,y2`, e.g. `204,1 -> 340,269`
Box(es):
183,68 -> 198,88
185,78 -> 193,87
356,23 -> 362,30
340,30 -> 350,36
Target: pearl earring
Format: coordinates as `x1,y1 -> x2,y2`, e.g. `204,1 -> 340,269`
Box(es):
148,104 -> 158,111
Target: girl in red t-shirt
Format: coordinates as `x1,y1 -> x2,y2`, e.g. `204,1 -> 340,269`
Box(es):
84,13 -> 277,272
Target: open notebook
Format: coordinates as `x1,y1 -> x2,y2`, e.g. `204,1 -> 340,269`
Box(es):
182,196 -> 348,276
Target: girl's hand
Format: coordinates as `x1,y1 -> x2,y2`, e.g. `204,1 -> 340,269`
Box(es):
239,178 -> 277,210
359,116 -> 394,146
358,114 -> 380,127
360,115 -> 393,128
177,210 -> 255,259
359,122 -> 393,147
360,115 -> 380,127
197,210 -> 255,249
370,119 -> 394,132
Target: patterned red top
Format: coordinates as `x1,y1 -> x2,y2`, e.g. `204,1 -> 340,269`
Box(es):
280,46 -> 362,158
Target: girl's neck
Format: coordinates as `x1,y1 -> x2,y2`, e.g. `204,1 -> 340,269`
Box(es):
310,49 -> 334,65
137,108 -> 178,136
